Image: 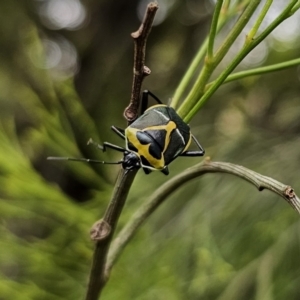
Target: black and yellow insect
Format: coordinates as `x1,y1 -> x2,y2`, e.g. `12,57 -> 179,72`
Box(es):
48,91 -> 205,175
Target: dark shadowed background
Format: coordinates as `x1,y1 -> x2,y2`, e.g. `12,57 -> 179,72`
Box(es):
1,0 -> 300,299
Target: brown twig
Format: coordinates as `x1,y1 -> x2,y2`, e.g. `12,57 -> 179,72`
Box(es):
105,158 -> 300,274
124,2 -> 159,123
84,4 -> 158,300
85,169 -> 137,300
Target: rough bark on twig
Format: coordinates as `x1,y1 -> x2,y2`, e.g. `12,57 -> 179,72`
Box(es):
84,3 -> 158,300
124,2 -> 158,123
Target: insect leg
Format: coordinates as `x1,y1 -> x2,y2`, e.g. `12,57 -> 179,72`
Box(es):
88,139 -> 126,153
180,135 -> 205,157
111,126 -> 126,140
47,156 -> 122,164
48,130 -> 127,165
47,141 -> 125,164
143,168 -> 152,175
87,125 -> 126,153
161,166 -> 169,175
141,90 -> 163,114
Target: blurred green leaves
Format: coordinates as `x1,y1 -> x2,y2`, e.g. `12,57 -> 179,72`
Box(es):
0,4 -> 111,299
1,0 -> 300,299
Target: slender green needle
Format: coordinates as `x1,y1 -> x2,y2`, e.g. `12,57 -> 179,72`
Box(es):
206,58 -> 300,88
246,0 -> 273,46
207,0 -> 224,60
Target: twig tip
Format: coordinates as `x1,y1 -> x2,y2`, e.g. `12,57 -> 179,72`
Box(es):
148,2 -> 159,10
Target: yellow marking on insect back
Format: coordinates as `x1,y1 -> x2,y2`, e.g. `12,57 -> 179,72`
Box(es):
126,128 -> 164,169
125,121 -> 177,170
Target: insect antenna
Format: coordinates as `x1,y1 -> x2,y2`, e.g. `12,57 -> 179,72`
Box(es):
47,157 -> 123,165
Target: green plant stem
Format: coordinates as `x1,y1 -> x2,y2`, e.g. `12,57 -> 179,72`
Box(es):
183,0 -> 299,123
254,0 -> 299,42
223,0 -> 231,11
290,1 -> 300,14
246,0 -> 273,45
182,46 -> 249,122
171,39 -> 208,110
207,0 -> 224,60
105,160 -> 300,275
205,58 -> 300,88
177,62 -> 213,118
171,0 -> 244,108
213,0 -> 261,67
177,0 -> 261,119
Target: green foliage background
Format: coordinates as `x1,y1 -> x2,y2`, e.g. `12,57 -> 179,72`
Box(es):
1,1 -> 300,299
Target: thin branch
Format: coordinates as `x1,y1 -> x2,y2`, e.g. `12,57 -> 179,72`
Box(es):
105,159 -> 300,274
85,169 -> 138,300
124,2 -> 159,123
213,0 -> 261,66
290,1 -> 300,14
171,0 -> 248,108
183,0 -> 299,123
245,0 -> 273,45
252,0 -> 298,45
85,4 -> 158,300
205,57 -> 300,89
177,0 -> 261,119
207,0 -> 224,60
171,38 -> 208,110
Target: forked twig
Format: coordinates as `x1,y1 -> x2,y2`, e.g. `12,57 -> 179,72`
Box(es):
85,169 -> 137,300
84,3 -> 158,300
124,2 -> 158,123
